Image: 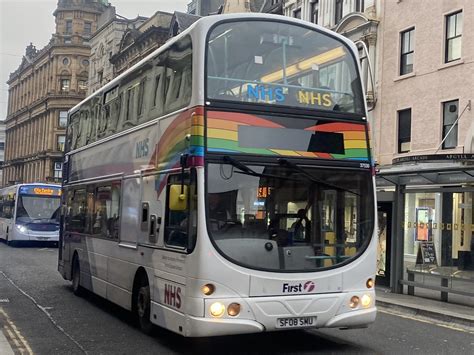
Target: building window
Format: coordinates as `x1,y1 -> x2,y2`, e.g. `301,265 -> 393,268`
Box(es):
335,0 -> 343,25
398,108 -> 411,153
78,80 -> 87,92
65,20 -> 72,35
355,0 -> 364,12
54,162 -> 63,179
311,1 -> 319,24
59,111 -> 68,128
445,11 -> 462,63
57,135 -> 66,152
98,71 -> 103,85
293,7 -> 301,19
64,37 -> 72,44
400,28 -> 414,75
62,57 -> 69,66
0,142 -> 4,150
60,79 -> 70,92
442,100 -> 459,149
84,22 -> 92,35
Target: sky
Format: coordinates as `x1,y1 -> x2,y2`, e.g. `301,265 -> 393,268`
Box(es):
0,0 -> 189,121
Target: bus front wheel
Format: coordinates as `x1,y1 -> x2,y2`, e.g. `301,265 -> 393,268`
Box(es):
133,275 -> 153,334
72,256 -> 83,296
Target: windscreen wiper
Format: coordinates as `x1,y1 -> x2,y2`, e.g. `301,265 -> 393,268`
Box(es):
223,155 -> 257,175
222,156 -> 295,181
278,158 -> 360,196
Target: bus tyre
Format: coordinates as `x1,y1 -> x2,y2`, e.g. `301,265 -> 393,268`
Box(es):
135,278 -> 153,334
72,256 -> 83,296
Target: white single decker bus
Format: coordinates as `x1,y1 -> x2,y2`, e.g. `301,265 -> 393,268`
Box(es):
58,13 -> 377,337
0,183 -> 61,245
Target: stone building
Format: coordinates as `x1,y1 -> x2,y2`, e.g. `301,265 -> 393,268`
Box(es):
109,11 -> 173,77
373,0 -> 474,302
261,0 -> 284,14
88,7 -> 147,94
187,0 -> 225,16
169,12 -> 201,38
4,0 -> 109,185
0,123 -> 5,186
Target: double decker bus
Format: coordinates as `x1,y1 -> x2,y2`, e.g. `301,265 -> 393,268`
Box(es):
58,14 -> 376,337
0,183 -> 61,246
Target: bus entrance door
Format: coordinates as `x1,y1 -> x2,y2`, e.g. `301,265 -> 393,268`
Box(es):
141,174 -> 163,246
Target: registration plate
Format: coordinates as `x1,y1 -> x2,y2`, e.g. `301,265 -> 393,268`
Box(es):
276,316 -> 317,329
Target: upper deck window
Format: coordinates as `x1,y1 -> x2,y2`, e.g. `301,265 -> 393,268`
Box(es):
207,20 -> 364,115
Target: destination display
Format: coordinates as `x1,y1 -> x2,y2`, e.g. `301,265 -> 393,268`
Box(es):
19,185 -> 61,196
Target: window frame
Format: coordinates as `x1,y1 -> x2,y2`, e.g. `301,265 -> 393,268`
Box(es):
60,78 -> 70,92
53,161 -> 63,179
293,7 -> 301,19
78,80 -> 87,92
335,0 -> 343,25
400,28 -> 415,75
164,170 -> 197,253
445,11 -> 463,63
65,20 -> 73,35
65,188 -> 88,234
84,22 -> 92,36
442,99 -> 459,149
398,108 -> 412,153
311,1 -> 319,24
57,135 -> 66,152
91,182 -> 121,240
59,110 -> 68,128
205,19 -> 366,118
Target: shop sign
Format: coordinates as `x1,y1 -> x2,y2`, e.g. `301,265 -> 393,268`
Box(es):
415,241 -> 437,266
393,153 -> 474,165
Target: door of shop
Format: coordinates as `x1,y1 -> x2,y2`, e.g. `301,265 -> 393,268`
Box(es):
377,202 -> 392,286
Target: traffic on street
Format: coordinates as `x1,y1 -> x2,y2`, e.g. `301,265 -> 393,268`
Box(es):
1,1 -> 474,354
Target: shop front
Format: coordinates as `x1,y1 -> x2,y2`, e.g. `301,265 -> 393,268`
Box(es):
376,157 -> 474,305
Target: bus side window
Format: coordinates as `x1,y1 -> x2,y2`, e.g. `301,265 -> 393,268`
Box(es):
92,182 -> 121,240
164,35 -> 192,114
164,171 -> 197,251
65,189 -> 88,234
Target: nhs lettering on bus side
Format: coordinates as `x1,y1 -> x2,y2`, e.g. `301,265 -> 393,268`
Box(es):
164,284 -> 182,309
135,138 -> 149,159
247,85 -> 285,103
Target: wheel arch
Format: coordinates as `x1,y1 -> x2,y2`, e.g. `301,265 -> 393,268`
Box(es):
131,267 -> 152,311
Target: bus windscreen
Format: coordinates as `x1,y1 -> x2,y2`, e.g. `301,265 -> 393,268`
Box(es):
207,20 -> 364,115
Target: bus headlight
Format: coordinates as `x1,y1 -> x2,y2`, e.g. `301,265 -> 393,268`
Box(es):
209,302 -> 226,317
361,294 -> 372,308
15,224 -> 27,233
366,278 -> 374,288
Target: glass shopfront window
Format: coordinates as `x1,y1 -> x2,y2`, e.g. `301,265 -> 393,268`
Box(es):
403,190 -> 474,301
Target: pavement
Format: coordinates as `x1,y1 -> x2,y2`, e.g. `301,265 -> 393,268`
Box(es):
375,287 -> 474,331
